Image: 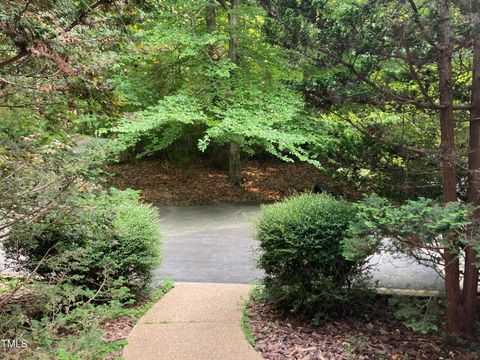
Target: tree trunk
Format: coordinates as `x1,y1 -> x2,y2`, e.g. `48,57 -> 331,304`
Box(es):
463,0 -> 480,339
206,1 -> 218,60
229,142 -> 242,185
228,0 -> 242,185
437,0 -> 464,338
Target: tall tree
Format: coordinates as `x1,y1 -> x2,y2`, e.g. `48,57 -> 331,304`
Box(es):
437,0 -> 464,337
464,0 -> 480,338
226,0 -> 242,185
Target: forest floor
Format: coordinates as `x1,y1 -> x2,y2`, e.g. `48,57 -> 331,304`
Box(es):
247,300 -> 477,360
108,159 -> 349,204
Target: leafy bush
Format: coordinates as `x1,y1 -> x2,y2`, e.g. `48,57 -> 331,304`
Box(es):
255,194 -> 371,320
4,189 -> 161,298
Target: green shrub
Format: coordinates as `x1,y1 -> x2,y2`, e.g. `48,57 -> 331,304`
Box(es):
4,188 -> 161,298
255,194 -> 371,320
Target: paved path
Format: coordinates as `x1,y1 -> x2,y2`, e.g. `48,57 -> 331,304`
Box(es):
123,282 -> 262,360
154,204 -> 444,290
154,205 -> 263,284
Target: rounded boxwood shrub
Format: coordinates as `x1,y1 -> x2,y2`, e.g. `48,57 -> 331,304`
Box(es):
4,188 -> 161,298
255,194 -> 371,320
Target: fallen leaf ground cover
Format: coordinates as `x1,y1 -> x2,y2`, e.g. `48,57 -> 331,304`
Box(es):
108,159 -> 353,204
247,300 -> 477,360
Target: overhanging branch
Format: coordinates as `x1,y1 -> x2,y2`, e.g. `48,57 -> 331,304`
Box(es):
0,51 -> 26,69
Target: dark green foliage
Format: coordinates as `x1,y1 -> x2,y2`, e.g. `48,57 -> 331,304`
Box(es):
255,194 -> 371,320
342,194 -> 475,269
4,189 -> 161,298
0,278 -> 173,360
260,0 -> 474,201
390,296 -> 444,335
0,0 -> 136,139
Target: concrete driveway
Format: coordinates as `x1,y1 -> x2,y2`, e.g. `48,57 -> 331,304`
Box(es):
154,204 -> 444,290
154,205 -> 263,284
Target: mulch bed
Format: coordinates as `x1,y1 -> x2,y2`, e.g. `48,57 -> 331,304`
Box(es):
247,301 -> 477,360
101,315 -> 133,343
108,159 -> 351,205
99,315 -> 133,360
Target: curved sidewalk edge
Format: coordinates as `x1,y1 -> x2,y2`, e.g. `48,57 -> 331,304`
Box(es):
123,282 -> 262,360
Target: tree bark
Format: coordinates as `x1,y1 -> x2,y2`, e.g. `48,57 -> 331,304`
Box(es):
463,0 -> 480,339
437,0 -> 464,338
206,1 -> 218,60
229,142 -> 242,185
228,0 -> 242,185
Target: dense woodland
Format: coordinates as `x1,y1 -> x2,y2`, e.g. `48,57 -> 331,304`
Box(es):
1,0 -> 480,358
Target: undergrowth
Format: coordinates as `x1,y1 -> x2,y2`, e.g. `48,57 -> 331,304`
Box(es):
0,279 -> 173,360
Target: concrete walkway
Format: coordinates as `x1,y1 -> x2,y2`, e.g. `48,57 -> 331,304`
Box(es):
123,282 -> 262,360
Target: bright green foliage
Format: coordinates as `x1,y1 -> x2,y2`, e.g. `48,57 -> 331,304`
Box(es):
5,188 -> 162,298
109,0 -> 319,165
111,95 -> 207,157
199,83 -> 316,163
343,194 -> 475,268
255,194 -> 372,320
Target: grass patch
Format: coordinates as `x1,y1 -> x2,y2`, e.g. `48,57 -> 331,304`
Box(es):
241,282 -> 265,351
241,303 -> 257,350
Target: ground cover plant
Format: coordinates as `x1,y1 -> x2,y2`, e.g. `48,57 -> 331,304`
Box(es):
0,278 -> 173,360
